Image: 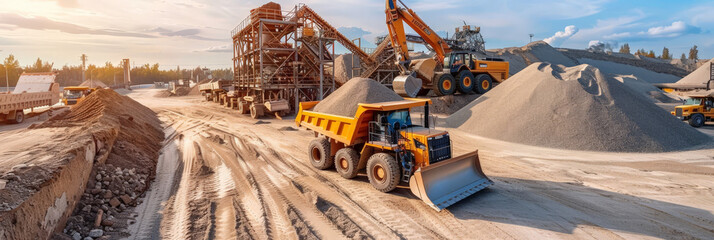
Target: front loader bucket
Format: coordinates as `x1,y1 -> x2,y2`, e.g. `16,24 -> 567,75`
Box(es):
409,150 -> 493,211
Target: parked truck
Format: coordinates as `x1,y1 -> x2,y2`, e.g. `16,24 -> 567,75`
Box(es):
295,98 -> 492,211
0,72 -> 60,123
62,86 -> 96,105
672,91 -> 714,127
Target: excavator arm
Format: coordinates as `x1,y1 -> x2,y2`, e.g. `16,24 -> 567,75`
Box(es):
385,0 -> 451,64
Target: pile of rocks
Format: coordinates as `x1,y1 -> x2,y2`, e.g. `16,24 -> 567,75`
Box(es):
62,165 -> 148,240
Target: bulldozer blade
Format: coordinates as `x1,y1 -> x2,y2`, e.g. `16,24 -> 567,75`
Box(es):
393,74 -> 422,98
409,150 -> 493,211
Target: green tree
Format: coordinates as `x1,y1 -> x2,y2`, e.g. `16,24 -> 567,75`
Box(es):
25,58 -> 53,73
689,45 -> 698,60
619,43 -> 630,54
3,54 -> 21,87
681,53 -> 686,61
661,47 -> 671,59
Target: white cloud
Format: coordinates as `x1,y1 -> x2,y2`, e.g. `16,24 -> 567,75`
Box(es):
603,21 -> 701,41
544,25 -> 578,46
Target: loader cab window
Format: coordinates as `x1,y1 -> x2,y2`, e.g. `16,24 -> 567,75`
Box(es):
64,89 -> 84,99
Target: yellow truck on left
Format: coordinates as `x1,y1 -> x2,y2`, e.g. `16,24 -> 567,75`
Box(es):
0,72 -> 60,123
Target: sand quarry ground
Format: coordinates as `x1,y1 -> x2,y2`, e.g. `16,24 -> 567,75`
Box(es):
2,87 -> 714,239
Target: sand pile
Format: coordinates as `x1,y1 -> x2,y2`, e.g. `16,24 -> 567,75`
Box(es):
80,79 -> 109,88
675,59 -> 713,86
447,63 -> 710,152
312,78 -> 403,116
188,78 -> 212,96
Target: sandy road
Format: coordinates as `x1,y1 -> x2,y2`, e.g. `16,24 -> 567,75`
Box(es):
126,88 -> 714,240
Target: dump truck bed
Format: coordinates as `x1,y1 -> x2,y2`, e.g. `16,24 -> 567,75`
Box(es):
295,99 -> 431,146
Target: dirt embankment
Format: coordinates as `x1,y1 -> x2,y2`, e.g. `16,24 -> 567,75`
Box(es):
0,89 -> 163,240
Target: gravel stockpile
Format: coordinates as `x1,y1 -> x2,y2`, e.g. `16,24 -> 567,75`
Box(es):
447,63 -> 711,152
676,59 -> 714,86
312,77 -> 403,117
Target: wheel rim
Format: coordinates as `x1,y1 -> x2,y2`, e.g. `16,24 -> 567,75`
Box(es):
16,113 -> 22,122
463,77 -> 471,87
443,79 -> 452,90
311,147 -> 321,162
482,79 -> 490,89
339,158 -> 348,170
373,164 -> 385,182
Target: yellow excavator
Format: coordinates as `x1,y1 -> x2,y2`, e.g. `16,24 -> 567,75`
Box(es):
386,0 -> 509,97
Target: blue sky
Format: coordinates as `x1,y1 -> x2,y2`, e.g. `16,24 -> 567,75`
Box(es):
0,0 -> 711,69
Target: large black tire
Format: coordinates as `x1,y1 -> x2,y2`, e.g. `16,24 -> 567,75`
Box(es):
432,74 -> 457,96
238,101 -> 249,114
10,111 -> 24,124
250,104 -> 264,119
689,114 -> 705,128
474,74 -> 493,94
308,137 -> 333,169
366,153 -> 400,192
335,147 -> 360,179
456,71 -> 475,94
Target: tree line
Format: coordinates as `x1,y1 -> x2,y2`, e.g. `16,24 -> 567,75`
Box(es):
0,55 -> 232,88
618,43 -> 699,61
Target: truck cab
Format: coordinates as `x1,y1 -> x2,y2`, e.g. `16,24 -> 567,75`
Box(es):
672,96 -> 714,128
63,86 -> 94,105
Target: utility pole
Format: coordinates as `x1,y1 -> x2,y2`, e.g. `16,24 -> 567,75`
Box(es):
1,50 -> 7,93
80,54 -> 87,84
529,34 -> 534,43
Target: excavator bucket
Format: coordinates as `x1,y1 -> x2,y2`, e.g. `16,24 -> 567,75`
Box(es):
409,150 -> 493,211
393,74 -> 422,97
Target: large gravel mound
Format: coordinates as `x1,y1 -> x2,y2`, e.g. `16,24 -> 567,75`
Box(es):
446,63 -> 711,152
312,77 -> 403,116
676,58 -> 714,86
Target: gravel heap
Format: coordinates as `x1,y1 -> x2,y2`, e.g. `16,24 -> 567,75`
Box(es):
675,58 -> 714,86
446,63 -> 711,152
312,77 -> 403,117
63,165 -> 150,239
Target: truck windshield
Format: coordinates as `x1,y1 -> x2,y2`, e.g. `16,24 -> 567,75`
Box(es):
685,98 -> 702,105
64,90 -> 84,99
443,55 -> 451,68
388,110 -> 412,129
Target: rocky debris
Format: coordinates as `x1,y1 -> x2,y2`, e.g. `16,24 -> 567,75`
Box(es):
63,165 -> 149,239
447,63 -> 711,152
312,78 -> 403,117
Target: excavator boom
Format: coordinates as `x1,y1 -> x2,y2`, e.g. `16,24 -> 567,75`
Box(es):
385,0 -> 451,63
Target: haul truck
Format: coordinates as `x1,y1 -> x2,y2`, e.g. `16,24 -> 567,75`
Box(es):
385,0 -> 509,97
0,72 -> 60,123
295,99 -> 492,211
672,91 -> 714,127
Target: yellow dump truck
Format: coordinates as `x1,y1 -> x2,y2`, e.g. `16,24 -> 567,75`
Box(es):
295,99 -> 492,211
62,86 -> 95,105
672,91 -> 714,127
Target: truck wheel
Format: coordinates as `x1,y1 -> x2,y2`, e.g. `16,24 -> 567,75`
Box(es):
250,104 -> 264,119
457,71 -> 475,94
10,111 -> 24,124
689,114 -> 705,128
335,147 -> 360,179
367,153 -> 400,192
238,101 -> 249,114
308,137 -> 333,170
432,74 -> 456,96
474,74 -> 493,94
